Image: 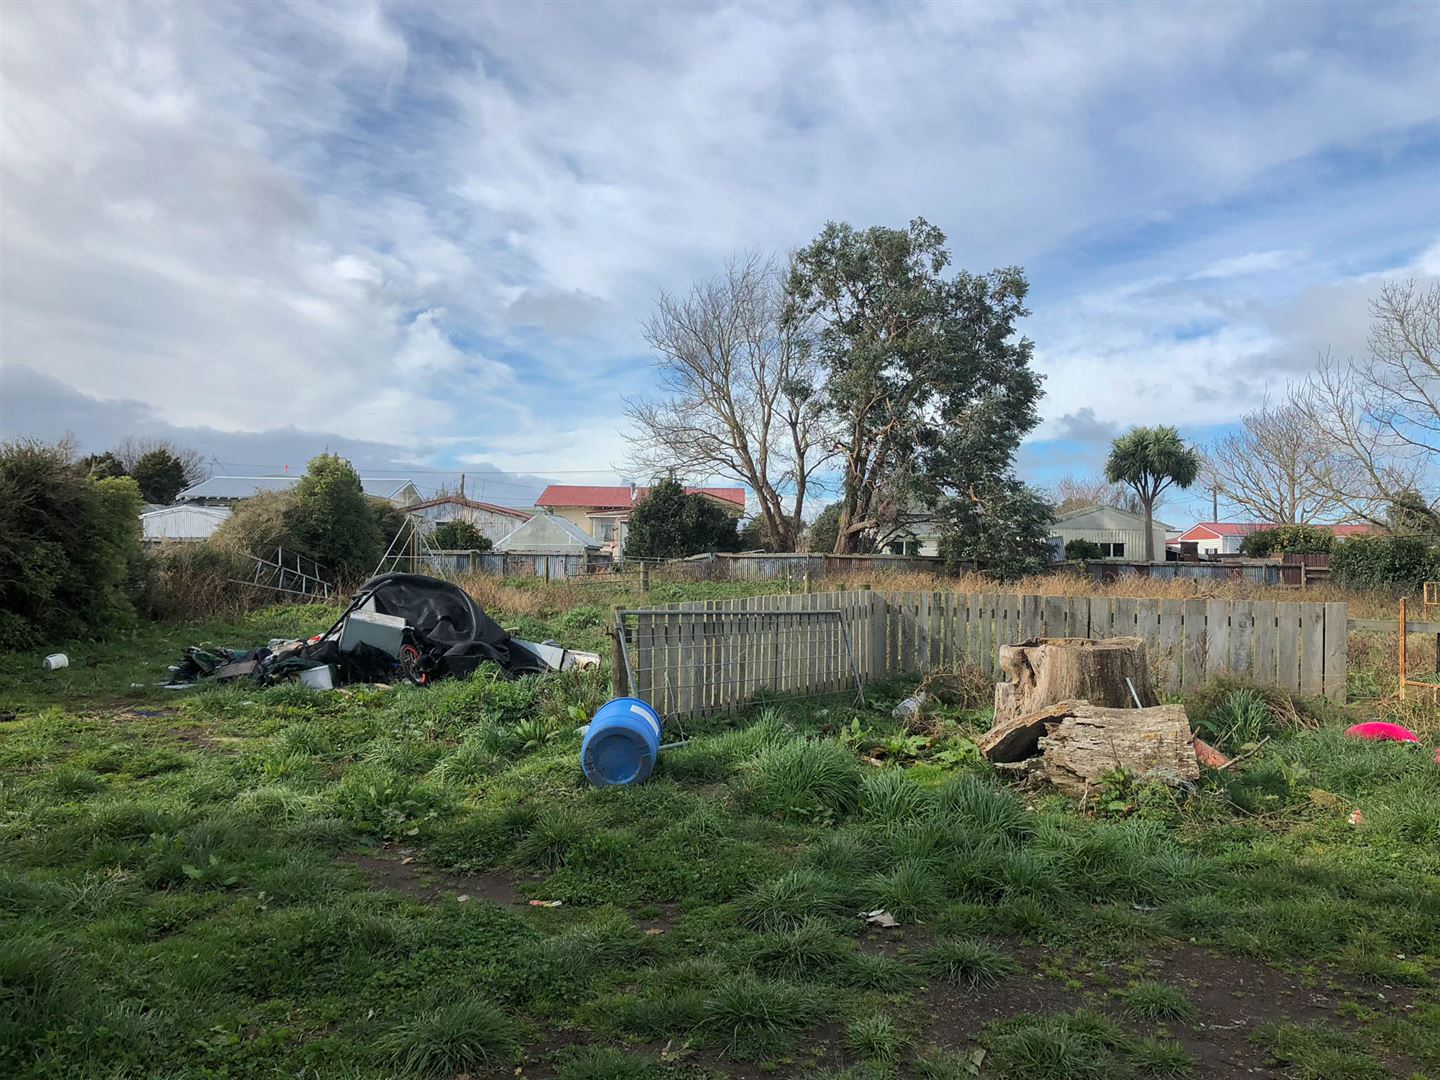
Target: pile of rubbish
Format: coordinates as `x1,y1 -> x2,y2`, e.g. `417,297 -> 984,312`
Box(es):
167,572 -> 598,690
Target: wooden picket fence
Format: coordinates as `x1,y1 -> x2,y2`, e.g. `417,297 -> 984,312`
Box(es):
613,589 -> 1348,717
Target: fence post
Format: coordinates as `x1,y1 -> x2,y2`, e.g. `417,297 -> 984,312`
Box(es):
641,562 -> 651,592
610,606 -> 628,697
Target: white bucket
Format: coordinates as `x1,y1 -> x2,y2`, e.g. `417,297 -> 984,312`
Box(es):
43,653 -> 69,671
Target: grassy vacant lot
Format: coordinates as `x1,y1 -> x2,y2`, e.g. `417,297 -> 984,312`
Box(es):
2,579 -> 1437,1079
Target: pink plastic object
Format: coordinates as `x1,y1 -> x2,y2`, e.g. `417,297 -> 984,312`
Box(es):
1344,722 -> 1420,743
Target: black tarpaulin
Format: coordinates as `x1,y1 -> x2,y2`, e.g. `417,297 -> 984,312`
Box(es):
351,572 -> 544,679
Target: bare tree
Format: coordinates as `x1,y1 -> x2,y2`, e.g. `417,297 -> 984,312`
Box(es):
1290,280 -> 1440,533
114,436 -> 209,488
624,253 -> 835,551
1049,474 -> 1143,516
1202,401 -> 1348,524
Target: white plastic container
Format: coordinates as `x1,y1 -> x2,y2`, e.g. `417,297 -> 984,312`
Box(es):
338,610 -> 405,657
43,653 -> 68,671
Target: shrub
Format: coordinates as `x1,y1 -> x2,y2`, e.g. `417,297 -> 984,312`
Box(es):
1065,539 -> 1103,561
1331,534 -> 1440,592
0,438 -> 143,646
430,519 -> 491,552
733,738 -> 862,822
1239,525 -> 1335,557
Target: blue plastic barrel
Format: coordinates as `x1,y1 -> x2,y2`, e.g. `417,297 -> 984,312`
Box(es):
581,697 -> 662,787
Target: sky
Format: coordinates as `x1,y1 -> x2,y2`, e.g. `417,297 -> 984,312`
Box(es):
2,0 -> 1438,525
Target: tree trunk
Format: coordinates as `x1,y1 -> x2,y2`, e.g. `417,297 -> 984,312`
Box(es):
1039,703 -> 1198,797
993,637 -> 1158,724
1143,498 -> 1156,562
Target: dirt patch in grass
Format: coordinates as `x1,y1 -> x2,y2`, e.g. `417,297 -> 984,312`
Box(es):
340,847 -> 532,906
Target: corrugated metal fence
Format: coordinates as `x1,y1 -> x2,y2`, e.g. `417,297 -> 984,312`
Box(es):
614,589 -> 1348,716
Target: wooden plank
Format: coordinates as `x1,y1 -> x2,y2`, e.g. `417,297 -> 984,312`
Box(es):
1229,600 -> 1254,679
1299,601 -> 1325,697
1323,602 -> 1348,702
1206,600 -> 1231,678
1275,602 -> 1301,694
1181,599 -> 1207,691
1066,595 -> 1089,639
917,591 -> 931,674
1348,618 -> 1440,633
677,602 -> 693,717
1114,597 -> 1138,641
978,592 -> 993,677
1157,599 -> 1183,694
1042,594 -> 1065,639
1251,601 -> 1277,688
1091,597 -> 1113,640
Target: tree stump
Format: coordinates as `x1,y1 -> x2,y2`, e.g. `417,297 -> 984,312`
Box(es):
993,637 -> 1158,724
1038,703 -> 1198,797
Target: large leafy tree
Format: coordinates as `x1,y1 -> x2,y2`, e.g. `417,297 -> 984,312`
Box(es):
282,454 -> 384,578
937,480 -> 1054,578
1104,426 -> 1201,561
624,478 -> 741,559
786,218 -> 1041,553
130,448 -> 191,505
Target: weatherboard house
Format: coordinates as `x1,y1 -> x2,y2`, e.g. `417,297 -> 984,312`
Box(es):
534,484 -> 747,556
175,475 -> 422,508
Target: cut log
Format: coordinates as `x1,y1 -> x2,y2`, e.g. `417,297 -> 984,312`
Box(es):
994,637 -> 1158,724
1038,703 -> 1198,797
977,700 -> 1085,762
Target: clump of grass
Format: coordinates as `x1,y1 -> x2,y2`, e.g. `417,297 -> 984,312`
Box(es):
512,808 -> 586,870
862,858 -> 944,923
1251,1021 -> 1388,1080
700,974 -> 825,1059
376,998 -> 521,1076
920,938 -> 1018,989
804,829 -> 879,879
835,952 -> 921,991
937,775 -> 1031,840
859,769 -> 933,823
735,868 -> 846,932
1130,1035 -> 1196,1076
556,1046 -> 660,1080
981,1012 -> 1122,1080
846,1014 -> 904,1064
733,738 -> 862,822
1119,980 -> 1196,1023
737,918 -> 851,979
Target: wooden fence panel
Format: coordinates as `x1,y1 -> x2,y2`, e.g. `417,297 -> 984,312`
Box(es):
1300,602 -> 1325,697
1323,602 -> 1347,701
618,589 -> 1347,717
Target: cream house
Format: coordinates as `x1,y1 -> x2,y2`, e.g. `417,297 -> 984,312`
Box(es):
1051,505 -> 1172,561
534,484 -> 746,555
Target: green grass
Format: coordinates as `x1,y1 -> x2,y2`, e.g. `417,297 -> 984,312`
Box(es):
1,600 -> 1435,1077
920,938 -> 1019,989
1118,980 -> 1197,1023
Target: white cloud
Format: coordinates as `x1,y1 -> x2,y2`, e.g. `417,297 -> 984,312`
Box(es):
2,0 -> 1437,475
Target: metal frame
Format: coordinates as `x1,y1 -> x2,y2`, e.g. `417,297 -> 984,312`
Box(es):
228,546 -> 333,599
1398,596 -> 1440,702
613,606 -> 864,717
373,517 -> 456,582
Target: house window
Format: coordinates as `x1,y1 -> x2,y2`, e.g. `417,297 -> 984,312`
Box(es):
1099,542 -> 1126,558
593,518 -> 616,542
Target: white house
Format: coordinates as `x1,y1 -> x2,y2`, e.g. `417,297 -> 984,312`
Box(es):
140,504 -> 231,544
175,475 -> 422,507
1051,505 -> 1172,561
402,495 -> 532,546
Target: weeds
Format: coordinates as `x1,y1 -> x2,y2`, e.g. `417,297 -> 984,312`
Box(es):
376,999 -> 521,1076
846,1014 -> 905,1064
1119,980 -> 1196,1023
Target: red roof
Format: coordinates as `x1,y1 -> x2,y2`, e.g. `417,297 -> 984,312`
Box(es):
1179,521 -> 1373,541
535,484 -> 746,510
